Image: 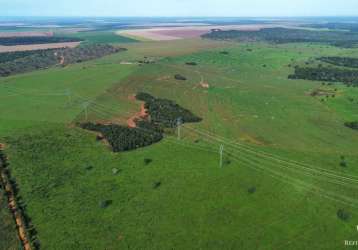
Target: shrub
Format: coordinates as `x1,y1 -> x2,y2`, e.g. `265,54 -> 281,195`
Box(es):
248,187 -> 256,194
85,165 -> 93,171
340,161 -> 347,167
345,121 -> 358,130
337,209 -> 351,221
144,158 -> 152,165
185,62 -> 197,66
174,74 -> 187,81
153,181 -> 161,189
100,200 -> 112,208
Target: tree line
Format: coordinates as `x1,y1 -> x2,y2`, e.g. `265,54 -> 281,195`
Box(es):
288,66 -> 358,86
202,28 -> 358,48
318,57 -> 358,68
0,44 -> 125,77
0,36 -> 82,46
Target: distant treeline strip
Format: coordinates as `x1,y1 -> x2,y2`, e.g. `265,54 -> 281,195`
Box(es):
301,23 -> 358,32
202,28 -> 358,48
0,50 -> 55,64
0,36 -> 82,46
0,44 -> 126,77
0,150 -> 39,249
288,66 -> 358,86
318,57 -> 358,68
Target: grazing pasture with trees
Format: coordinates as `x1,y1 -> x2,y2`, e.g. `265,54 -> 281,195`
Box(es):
1,21 -> 358,250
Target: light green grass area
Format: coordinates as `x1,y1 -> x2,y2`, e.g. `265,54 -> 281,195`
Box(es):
58,30 -> 138,44
1,39 -> 358,249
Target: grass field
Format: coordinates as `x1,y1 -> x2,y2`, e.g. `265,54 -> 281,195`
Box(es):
1,38 -> 358,249
59,30 -> 138,44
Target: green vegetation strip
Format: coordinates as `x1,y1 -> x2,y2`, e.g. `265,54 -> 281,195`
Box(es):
289,66 -> 358,86
0,150 -> 39,249
0,44 -> 126,77
318,57 -> 358,68
0,36 -> 82,46
203,27 -> 358,48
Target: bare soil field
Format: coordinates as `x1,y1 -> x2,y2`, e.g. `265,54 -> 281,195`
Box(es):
118,24 -> 284,41
0,31 -> 53,38
0,41 -> 80,53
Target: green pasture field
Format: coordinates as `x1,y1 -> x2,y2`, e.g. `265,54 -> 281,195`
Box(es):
58,30 -> 138,44
0,38 -> 358,249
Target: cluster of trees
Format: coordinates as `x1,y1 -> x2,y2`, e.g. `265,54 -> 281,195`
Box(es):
318,57 -> 358,68
337,208 -> 351,221
302,23 -> 358,32
81,93 -> 202,152
344,121 -> 358,130
202,28 -> 358,48
0,36 -> 82,46
174,74 -> 187,81
288,66 -> 358,86
80,121 -> 163,152
0,44 -> 124,77
136,92 -> 202,128
0,49 -> 54,64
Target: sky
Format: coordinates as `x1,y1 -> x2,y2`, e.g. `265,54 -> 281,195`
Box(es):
1,0 -> 358,17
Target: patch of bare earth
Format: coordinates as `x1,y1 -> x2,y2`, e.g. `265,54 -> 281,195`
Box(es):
200,82 -> 210,88
0,41 -> 81,53
0,31 -> 53,38
118,24 -> 285,41
127,95 -> 148,128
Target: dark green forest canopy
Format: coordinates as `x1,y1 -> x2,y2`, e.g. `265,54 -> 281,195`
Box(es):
202,28 -> 358,48
81,93 -> 202,152
318,57 -> 358,68
0,36 -> 82,46
288,66 -> 358,86
345,121 -> 358,130
0,49 -> 57,64
80,122 -> 163,152
0,44 -> 125,77
136,92 -> 202,128
301,23 -> 358,32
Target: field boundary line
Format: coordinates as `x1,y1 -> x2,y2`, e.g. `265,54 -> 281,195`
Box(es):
0,148 -> 39,250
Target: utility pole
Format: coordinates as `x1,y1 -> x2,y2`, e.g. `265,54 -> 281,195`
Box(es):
176,117 -> 182,140
83,101 -> 89,121
219,144 -> 224,168
66,89 -> 71,104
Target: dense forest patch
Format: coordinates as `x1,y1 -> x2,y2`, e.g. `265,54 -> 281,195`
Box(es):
288,66 -> 358,86
0,44 -> 125,77
302,23 -> 358,32
202,28 -> 358,48
80,122 -> 163,152
81,93 -> 202,152
136,92 -> 202,128
318,57 -> 358,68
0,49 -> 57,64
0,36 -> 82,46
344,121 -> 358,130
174,74 -> 187,81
